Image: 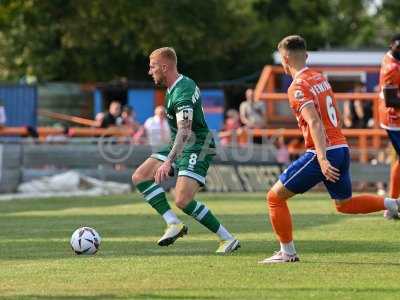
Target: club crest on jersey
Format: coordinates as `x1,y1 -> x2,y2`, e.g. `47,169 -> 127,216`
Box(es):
294,90 -> 304,100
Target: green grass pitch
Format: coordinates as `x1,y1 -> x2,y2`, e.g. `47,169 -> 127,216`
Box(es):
1,192 -> 400,300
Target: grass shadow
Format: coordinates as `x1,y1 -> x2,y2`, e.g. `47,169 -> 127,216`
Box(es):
0,296 -> 124,300
0,239 -> 398,260
0,194 -> 137,214
0,192 -> 266,214
1,287 -> 399,300
0,295 -> 218,300
0,213 -> 347,239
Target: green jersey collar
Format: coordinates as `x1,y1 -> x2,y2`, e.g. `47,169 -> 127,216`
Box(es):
167,74 -> 183,94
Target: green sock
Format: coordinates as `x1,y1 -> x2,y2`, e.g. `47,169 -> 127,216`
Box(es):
183,200 -> 221,233
136,180 -> 171,215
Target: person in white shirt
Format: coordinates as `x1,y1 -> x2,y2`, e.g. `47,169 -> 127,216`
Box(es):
239,88 -> 266,144
239,88 -> 266,129
0,100 -> 6,128
144,105 -> 171,147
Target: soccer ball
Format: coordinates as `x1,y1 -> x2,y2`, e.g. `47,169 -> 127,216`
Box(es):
70,227 -> 101,255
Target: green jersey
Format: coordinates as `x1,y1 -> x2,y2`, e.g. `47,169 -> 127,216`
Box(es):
165,75 -> 216,153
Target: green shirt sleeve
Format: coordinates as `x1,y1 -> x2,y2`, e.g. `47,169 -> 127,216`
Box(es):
173,85 -> 195,113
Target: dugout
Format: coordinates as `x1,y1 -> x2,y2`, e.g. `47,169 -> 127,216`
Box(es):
254,50 -> 385,129
249,50 -> 390,163
0,84 -> 37,127
272,50 -> 383,91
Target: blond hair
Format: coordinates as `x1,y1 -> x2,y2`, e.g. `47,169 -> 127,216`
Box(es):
150,47 -> 177,66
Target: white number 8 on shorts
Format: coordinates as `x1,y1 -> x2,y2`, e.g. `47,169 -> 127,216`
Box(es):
188,153 -> 198,169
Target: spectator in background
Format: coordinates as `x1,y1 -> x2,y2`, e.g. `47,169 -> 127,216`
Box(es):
287,137 -> 305,161
220,109 -> 241,145
19,66 -> 37,85
121,106 -> 140,132
239,88 -> 266,144
45,123 -> 69,144
99,101 -> 122,128
370,143 -> 396,196
353,81 -> 373,128
142,105 -> 170,147
274,136 -> 290,165
343,82 -> 373,128
342,100 -> 353,128
94,112 -> 105,128
0,100 -> 6,128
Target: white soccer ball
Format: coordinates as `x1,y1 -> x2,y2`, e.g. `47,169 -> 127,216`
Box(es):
70,227 -> 101,255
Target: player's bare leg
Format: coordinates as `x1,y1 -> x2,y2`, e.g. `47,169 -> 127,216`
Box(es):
132,158 -> 186,246
132,157 -> 162,183
175,176 -> 240,254
259,180 -> 299,264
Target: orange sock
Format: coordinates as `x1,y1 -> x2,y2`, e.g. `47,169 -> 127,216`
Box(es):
390,160 -> 400,199
267,190 -> 292,243
336,194 -> 385,214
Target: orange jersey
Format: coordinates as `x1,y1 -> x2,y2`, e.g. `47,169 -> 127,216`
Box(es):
288,67 -> 347,150
379,52 -> 400,129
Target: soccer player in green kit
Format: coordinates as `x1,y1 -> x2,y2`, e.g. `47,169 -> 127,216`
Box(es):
132,47 -> 240,253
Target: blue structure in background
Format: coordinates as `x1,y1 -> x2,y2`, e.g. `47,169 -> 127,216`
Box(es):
0,85 -> 37,127
93,88 -> 224,131
93,88 -> 155,124
366,73 -> 379,92
127,89 -> 155,124
202,89 -> 224,131
94,89 -> 103,118
281,74 -> 292,92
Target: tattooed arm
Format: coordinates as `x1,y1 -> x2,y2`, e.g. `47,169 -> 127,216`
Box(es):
167,117 -> 193,162
154,108 -> 193,183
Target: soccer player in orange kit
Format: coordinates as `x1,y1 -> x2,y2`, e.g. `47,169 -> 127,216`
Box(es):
379,34 -> 400,209
259,35 -> 399,264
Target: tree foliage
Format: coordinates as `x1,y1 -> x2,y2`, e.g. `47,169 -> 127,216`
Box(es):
0,0 -> 397,82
